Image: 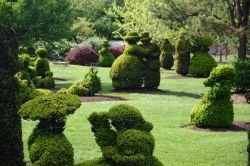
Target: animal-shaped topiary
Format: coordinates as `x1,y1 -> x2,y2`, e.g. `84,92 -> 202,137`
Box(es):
99,40 -> 115,67
140,32 -> 161,89
160,39 -> 174,70
19,93 -> 81,166
88,104 -> 163,166
175,36 -> 191,76
188,36 -> 217,77
34,48 -> 50,78
0,25 -> 24,166
110,32 -> 146,89
190,65 -> 236,127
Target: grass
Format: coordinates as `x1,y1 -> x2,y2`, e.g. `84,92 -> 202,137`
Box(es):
22,64 -> 249,166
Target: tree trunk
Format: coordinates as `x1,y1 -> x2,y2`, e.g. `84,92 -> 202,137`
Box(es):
238,33 -> 247,60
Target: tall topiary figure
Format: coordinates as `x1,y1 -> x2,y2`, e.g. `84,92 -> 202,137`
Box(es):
160,39 -> 174,70
188,36 -> 217,77
110,32 -> 146,89
175,36 -> 191,76
98,40 -> 115,67
19,93 -> 81,166
191,65 -> 236,127
140,32 -> 161,89
34,48 -> 50,78
88,104 -> 163,166
0,26 -> 24,165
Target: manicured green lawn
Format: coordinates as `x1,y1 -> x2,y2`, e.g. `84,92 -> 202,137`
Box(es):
22,64 -> 249,166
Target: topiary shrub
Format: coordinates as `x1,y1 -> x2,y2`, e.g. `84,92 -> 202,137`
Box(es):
19,93 -> 81,166
18,53 -> 31,71
31,88 -> 53,99
98,41 -> 115,67
160,39 -> 174,70
33,71 -> 55,89
34,48 -> 50,78
59,67 -> 101,96
233,58 -> 250,92
110,32 -> 146,89
65,47 -> 98,66
140,32 -> 161,89
188,36 -> 217,77
175,36 -> 191,76
190,65 -> 236,127
188,51 -> 217,77
0,26 -> 24,165
108,44 -> 125,58
88,104 -> 163,166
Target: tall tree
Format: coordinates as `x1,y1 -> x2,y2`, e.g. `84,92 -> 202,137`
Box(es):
226,0 -> 250,59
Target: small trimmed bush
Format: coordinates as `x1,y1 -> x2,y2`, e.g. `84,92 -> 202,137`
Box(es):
191,65 -> 236,127
175,37 -> 191,76
188,51 -> 217,77
65,47 -> 98,66
233,58 -> 250,92
140,32 -> 161,89
19,93 -> 81,166
34,50 -> 50,78
88,104 -> 163,166
18,53 -> 31,71
59,67 -> 101,96
98,41 -> 115,67
33,71 -> 55,89
160,39 -> 174,70
108,44 -> 125,58
35,48 -> 48,58
110,32 -> 145,89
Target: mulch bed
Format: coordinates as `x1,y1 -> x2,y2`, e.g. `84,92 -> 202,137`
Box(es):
53,77 -> 68,82
80,95 -> 127,102
166,75 -> 203,80
188,121 -> 250,132
231,94 -> 247,104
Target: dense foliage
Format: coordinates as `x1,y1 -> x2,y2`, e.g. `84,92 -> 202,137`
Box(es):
0,26 -> 24,165
65,47 -> 98,66
19,93 -> 81,166
88,104 -> 163,166
233,58 -> 250,92
108,44 -> 125,58
98,41 -> 115,67
34,48 -> 50,78
175,37 -> 191,76
33,71 -> 55,89
58,67 -> 101,96
191,65 -> 236,127
110,32 -> 145,89
160,39 -> 174,70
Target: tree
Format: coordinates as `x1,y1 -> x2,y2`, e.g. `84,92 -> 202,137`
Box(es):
226,0 -> 250,59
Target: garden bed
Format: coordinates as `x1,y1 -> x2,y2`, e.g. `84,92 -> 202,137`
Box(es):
80,95 -> 127,102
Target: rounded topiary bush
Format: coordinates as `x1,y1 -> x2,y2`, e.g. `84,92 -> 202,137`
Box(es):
190,65 -> 236,127
34,48 -> 50,78
188,51 -> 217,77
33,71 -> 55,89
35,48 -> 48,58
175,37 -> 191,76
19,93 -> 81,166
160,39 -> 174,70
65,47 -> 98,66
98,41 -> 115,67
88,104 -> 163,166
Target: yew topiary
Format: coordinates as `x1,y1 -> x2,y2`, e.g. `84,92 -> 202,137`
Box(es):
0,26 -> 24,165
88,104 -> 163,166
110,32 -> 145,89
19,93 -> 81,166
140,32 -> 161,89
175,37 -> 191,76
190,65 -> 236,127
34,48 -> 50,78
98,40 -> 115,67
33,71 -> 55,89
160,39 -> 174,70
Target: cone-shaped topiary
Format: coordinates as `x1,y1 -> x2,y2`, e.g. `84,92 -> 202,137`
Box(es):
190,65 -> 236,127
34,48 -> 50,78
88,104 -> 163,166
140,32 -> 161,89
175,36 -> 191,76
19,93 -> 81,166
188,36 -> 217,77
0,26 -> 24,165
99,40 -> 115,67
160,39 -> 174,70
110,32 -> 146,89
